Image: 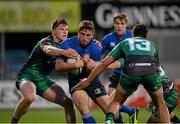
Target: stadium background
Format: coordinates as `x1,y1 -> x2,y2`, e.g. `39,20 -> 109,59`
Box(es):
0,0 -> 180,123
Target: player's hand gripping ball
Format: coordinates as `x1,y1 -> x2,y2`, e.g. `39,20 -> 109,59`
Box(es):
67,57 -> 82,75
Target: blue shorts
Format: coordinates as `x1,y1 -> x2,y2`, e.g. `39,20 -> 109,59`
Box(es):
71,82 -> 107,100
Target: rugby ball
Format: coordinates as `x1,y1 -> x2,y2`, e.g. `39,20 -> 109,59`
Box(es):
67,57 -> 82,75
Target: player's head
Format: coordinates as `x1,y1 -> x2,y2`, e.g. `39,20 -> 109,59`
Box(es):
113,12 -> 128,36
51,19 -> 68,43
132,24 -> 148,38
78,20 -> 95,47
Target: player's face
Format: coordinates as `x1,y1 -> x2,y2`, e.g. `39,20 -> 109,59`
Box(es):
113,18 -> 127,36
52,24 -> 68,42
78,29 -> 93,47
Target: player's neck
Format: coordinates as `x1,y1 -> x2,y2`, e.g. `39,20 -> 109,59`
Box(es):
53,35 -> 62,44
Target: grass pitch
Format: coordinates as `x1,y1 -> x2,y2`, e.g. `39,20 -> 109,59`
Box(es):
1,108 -> 180,123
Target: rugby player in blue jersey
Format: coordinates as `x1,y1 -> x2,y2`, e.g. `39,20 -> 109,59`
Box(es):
55,20 -> 123,123
101,12 -> 139,123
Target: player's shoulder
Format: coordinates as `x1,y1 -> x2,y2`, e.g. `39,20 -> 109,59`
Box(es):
125,30 -> 132,35
102,31 -> 115,40
40,35 -> 52,42
62,35 -> 78,45
38,35 -> 53,46
124,30 -> 132,38
89,40 -> 101,54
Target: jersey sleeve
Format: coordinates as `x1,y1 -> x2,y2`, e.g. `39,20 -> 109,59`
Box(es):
108,43 -> 122,60
39,38 -> 53,50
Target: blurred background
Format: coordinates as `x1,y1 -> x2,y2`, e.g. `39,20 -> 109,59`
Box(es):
0,0 -> 180,122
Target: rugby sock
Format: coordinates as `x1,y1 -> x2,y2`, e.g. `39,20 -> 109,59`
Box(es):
171,115 -> 180,123
82,113 -> 96,123
114,112 -> 123,123
11,117 -> 19,123
105,112 -> 115,123
120,104 -> 135,116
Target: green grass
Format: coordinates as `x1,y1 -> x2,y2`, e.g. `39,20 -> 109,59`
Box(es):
1,108 -> 180,123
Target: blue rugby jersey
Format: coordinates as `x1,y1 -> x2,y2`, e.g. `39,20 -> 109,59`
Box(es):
57,35 -> 101,88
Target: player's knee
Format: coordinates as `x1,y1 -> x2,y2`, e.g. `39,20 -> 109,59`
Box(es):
63,97 -> 74,108
23,95 -> 36,104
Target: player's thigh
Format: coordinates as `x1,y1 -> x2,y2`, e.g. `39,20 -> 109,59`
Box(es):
19,80 -> 36,100
72,90 -> 90,115
42,84 -> 68,105
148,87 -> 164,107
114,84 -> 130,104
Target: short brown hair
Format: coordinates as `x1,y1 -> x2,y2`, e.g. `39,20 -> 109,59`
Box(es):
113,12 -> 128,23
78,20 -> 95,32
51,19 -> 68,29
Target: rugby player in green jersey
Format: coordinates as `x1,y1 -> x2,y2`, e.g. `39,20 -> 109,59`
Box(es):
11,19 -> 78,123
147,65 -> 180,123
73,24 -> 170,123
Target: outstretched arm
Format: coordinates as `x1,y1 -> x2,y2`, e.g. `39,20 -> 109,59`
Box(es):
42,45 -> 78,58
73,55 -> 115,90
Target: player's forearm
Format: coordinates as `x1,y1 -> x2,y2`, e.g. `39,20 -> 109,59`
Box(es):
88,55 -> 115,81
107,60 -> 120,69
55,61 -> 78,72
87,60 -> 109,82
43,45 -> 63,56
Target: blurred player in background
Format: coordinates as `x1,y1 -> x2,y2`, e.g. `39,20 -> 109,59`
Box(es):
73,24 -> 170,123
147,65 -> 180,123
55,20 -> 123,123
11,19 -> 77,123
101,12 -> 138,123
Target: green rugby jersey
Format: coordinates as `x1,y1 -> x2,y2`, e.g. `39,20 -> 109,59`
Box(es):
109,37 -> 159,76
18,35 -> 60,78
109,37 -> 157,59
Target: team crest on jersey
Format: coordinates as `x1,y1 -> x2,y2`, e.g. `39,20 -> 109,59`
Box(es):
110,42 -> 116,48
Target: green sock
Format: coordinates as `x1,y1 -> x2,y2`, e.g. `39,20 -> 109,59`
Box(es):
171,115 -> 180,123
105,112 -> 115,123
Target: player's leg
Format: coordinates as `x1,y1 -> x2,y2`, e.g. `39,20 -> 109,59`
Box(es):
11,81 -> 36,123
147,86 -> 179,123
165,88 -> 180,123
42,84 -> 76,123
109,75 -> 138,123
148,87 -> 170,123
144,73 -> 170,123
105,84 -> 130,123
170,112 -> 180,123
108,87 -> 116,101
146,114 -> 159,123
72,90 -> 96,123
